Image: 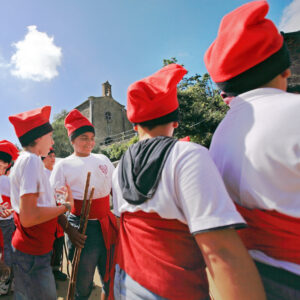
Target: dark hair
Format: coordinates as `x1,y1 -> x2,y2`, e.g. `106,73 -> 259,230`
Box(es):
136,109 -> 179,130
0,152 -> 12,164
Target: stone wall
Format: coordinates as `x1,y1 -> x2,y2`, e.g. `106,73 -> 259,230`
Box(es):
284,30 -> 300,93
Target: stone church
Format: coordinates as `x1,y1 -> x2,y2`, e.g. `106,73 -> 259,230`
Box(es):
75,81 -> 134,146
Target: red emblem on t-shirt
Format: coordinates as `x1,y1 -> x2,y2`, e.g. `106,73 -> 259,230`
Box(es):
99,164 -> 108,175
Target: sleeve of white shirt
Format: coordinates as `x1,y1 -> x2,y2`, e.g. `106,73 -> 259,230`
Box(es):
174,144 -> 245,234
50,160 -> 66,189
19,155 -> 45,196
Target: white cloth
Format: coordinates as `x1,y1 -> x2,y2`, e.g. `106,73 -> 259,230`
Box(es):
10,151 -> 56,214
50,153 -> 114,200
209,87 -> 300,274
112,141 -> 245,234
0,175 -> 12,220
44,168 -> 52,181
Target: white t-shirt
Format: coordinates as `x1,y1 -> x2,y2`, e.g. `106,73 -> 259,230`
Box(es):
44,168 -> 52,181
209,87 -> 300,274
113,141 -> 245,235
50,153 -> 114,200
0,175 -> 12,220
10,151 -> 56,214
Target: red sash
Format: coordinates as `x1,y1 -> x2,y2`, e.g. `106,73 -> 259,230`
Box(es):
12,212 -> 57,255
114,211 -> 208,300
72,196 -> 118,282
236,203 -> 300,264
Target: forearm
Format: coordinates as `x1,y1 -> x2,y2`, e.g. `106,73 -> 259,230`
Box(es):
57,214 -> 70,232
196,229 -> 266,300
20,205 -> 66,228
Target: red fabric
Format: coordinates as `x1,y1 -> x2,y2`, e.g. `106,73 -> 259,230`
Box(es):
72,196 -> 118,282
127,64 -> 187,123
8,106 -> 51,138
55,223 -> 64,238
115,211 -> 208,300
12,212 -> 57,255
64,109 -> 94,137
204,1 -> 283,82
1,195 -> 11,209
235,203 -> 300,264
179,136 -> 190,142
0,140 -> 19,161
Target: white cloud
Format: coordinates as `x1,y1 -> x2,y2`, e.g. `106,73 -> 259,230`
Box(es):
10,25 -> 62,81
279,0 -> 300,33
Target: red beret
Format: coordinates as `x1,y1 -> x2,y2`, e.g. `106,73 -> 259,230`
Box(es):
0,140 -> 19,163
9,106 -> 53,147
64,109 -> 95,140
127,64 -> 187,123
204,0 -> 290,95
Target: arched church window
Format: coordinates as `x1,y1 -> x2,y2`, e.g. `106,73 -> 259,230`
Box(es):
105,111 -> 112,121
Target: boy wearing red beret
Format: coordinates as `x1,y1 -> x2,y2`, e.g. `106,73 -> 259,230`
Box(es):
8,106 -> 75,300
42,148 -> 67,282
205,1 -> 300,298
50,109 -> 117,300
112,64 -> 265,300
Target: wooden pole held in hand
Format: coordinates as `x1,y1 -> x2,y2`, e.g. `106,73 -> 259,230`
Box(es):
66,172 -> 93,300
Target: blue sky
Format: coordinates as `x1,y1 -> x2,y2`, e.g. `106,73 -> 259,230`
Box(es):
0,0 -> 299,146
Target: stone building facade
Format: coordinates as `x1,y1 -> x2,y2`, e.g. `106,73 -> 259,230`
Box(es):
284,30 -> 300,93
75,81 -> 134,146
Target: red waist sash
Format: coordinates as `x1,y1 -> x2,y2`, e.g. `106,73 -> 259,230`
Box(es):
72,196 -> 118,282
236,203 -> 300,264
72,196 -> 111,219
12,212 -> 57,255
115,211 -> 208,300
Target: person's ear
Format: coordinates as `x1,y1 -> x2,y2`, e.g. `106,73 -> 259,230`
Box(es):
173,121 -> 179,129
133,125 -> 138,131
281,68 -> 291,79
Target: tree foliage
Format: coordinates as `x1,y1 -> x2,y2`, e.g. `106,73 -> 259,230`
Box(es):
52,110 -> 73,158
100,135 -> 138,162
164,58 -> 228,148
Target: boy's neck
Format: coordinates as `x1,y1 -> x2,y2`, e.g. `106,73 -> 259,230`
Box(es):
25,146 -> 40,156
137,123 -> 175,141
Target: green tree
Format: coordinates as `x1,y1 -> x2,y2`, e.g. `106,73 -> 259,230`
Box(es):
164,58 -> 228,147
52,110 -> 73,158
100,135 -> 138,162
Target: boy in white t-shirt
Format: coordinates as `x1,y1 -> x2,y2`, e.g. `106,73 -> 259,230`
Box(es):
8,106 -> 75,300
112,64 -> 266,300
205,1 -> 300,298
50,109 -> 117,300
42,147 -> 68,282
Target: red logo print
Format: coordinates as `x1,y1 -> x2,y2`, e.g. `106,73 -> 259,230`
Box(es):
99,164 -> 108,175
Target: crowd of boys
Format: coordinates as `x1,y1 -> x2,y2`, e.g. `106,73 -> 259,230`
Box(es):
0,1 -> 298,300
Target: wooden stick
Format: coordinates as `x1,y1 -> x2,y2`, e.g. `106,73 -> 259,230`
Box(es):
67,187 -> 94,300
66,172 -> 91,300
70,187 -> 95,294
78,172 -> 91,232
